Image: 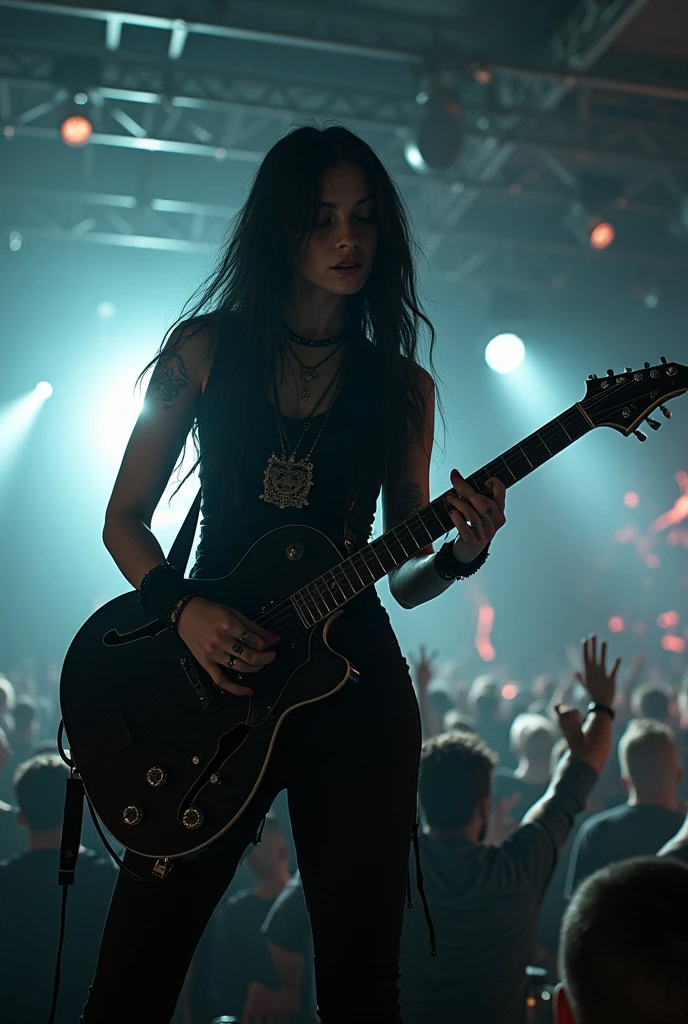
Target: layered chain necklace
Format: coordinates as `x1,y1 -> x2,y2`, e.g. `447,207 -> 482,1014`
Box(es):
259,325 -> 347,510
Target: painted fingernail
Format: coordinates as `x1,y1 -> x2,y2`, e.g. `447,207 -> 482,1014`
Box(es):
268,633 -> 281,642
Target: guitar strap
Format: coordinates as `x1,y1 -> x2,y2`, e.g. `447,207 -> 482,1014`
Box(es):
166,477 -> 368,575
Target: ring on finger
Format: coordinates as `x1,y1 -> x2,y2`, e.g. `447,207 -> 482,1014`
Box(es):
226,654 -> 237,670
232,642 -> 244,655
239,630 -> 253,646
486,506 -> 493,518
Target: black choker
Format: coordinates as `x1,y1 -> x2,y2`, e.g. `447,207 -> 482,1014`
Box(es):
285,324 -> 345,348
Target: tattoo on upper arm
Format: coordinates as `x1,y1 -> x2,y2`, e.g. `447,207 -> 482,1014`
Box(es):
150,353 -> 191,411
395,482 -> 423,522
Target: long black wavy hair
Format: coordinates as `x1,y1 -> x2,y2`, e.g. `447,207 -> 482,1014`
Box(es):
137,119 -> 444,519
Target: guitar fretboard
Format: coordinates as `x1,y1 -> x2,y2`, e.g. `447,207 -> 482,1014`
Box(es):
280,402 -> 593,629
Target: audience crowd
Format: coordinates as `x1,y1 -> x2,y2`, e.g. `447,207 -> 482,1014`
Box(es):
1,637 -> 688,1024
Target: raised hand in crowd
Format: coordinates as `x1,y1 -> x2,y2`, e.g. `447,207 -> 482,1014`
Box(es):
409,644 -> 441,738
555,635 -> 620,775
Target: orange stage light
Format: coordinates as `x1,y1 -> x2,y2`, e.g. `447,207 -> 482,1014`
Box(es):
608,616 -> 625,633
60,115 -> 92,147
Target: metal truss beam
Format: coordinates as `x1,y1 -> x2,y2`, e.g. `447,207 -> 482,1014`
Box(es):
3,185 -> 685,302
428,0 -> 654,249
2,50 -> 687,173
0,0 -> 429,64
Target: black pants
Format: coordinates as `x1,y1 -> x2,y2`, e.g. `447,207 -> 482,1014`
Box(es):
79,647 -> 421,1023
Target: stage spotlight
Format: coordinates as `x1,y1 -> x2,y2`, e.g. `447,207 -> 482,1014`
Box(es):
60,113 -> 93,147
404,72 -> 464,173
485,333 -> 525,374
564,173 -> 621,250
54,54 -> 99,147
35,381 -> 53,400
589,221 -> 615,251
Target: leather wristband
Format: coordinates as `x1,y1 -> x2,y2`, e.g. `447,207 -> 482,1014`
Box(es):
434,541 -> 490,582
137,561 -> 199,629
586,702 -> 615,721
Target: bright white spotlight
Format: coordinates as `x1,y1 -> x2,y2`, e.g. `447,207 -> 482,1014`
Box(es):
484,334 -> 525,374
35,381 -> 53,399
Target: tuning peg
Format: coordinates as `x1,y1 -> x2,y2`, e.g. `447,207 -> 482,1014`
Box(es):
633,430 -> 647,442
659,405 -> 672,419
660,356 -> 667,364
644,362 -> 650,368
607,369 -> 614,375
645,417 -> 661,430
588,374 -> 598,380
625,366 -> 632,372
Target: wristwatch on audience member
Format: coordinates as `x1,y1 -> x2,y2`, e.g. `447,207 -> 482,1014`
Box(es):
586,702 -> 615,720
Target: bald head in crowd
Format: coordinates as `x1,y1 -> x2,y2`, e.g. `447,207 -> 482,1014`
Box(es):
618,719 -> 682,807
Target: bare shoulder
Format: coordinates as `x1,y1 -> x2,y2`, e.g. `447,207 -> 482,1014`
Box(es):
153,315 -> 218,404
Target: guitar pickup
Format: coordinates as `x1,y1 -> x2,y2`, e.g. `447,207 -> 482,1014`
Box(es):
180,657 -> 219,711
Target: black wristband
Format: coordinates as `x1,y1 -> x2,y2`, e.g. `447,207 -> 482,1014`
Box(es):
434,541 -> 490,582
586,702 -> 615,721
138,561 -> 198,627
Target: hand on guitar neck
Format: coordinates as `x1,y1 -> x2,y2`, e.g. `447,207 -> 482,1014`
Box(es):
176,596 -> 281,697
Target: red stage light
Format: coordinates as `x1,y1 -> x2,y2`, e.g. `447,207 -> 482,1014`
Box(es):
608,616 -> 625,633
661,635 -> 686,653
623,491 -> 640,508
658,611 -> 679,629
589,221 -> 615,250
60,115 -> 92,147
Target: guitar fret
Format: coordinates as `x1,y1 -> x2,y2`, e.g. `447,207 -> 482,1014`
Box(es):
392,528 -> 410,559
292,592 -> 315,627
305,584 -> 329,618
537,432 -> 553,456
368,544 -> 387,573
328,570 -> 349,602
359,549 -> 380,580
518,443 -> 534,469
501,456 -> 517,481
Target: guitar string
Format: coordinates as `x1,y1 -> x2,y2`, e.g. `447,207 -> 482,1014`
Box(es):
234,373 -> 671,640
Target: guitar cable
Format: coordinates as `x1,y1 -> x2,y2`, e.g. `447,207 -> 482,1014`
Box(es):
48,721 -> 155,1024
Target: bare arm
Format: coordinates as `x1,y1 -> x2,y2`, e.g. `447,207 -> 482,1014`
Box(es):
102,320 -> 212,589
385,368 -> 454,609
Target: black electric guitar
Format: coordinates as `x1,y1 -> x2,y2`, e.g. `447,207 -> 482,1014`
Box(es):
60,358 -> 687,866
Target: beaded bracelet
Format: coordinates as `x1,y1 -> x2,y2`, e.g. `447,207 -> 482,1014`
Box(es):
167,592 -> 201,636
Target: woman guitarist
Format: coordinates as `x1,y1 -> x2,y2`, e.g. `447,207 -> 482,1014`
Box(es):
80,123 -> 507,1023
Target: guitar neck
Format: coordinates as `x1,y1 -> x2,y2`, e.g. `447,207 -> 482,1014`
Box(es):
282,402 -> 594,629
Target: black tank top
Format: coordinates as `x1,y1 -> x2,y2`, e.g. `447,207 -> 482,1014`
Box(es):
189,315 -> 406,663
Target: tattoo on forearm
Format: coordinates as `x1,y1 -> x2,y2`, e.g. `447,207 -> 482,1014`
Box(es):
150,353 -> 190,411
395,483 -> 423,521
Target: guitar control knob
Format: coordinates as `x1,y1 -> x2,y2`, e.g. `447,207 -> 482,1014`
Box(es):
633,430 -> 647,442
645,417 -> 661,431
146,766 -> 167,788
182,807 -> 204,830
659,405 -> 672,419
123,805 -> 144,827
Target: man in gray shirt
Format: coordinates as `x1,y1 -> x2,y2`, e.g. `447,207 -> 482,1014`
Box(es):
400,635 -> 618,1024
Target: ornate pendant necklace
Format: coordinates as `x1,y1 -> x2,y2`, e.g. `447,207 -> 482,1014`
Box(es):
260,358 -> 345,510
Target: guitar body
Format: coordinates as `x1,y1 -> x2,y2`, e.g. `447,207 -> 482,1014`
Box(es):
60,525 -> 358,860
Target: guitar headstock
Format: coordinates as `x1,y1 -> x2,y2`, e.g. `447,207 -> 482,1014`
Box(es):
581,357 -> 687,440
